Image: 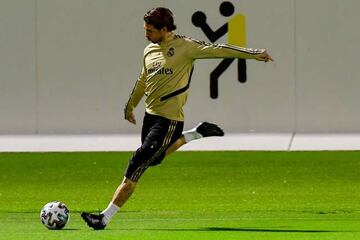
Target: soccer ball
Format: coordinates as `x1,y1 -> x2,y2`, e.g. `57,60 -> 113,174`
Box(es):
40,201 -> 70,230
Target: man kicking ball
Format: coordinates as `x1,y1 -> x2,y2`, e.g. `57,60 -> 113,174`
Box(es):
81,7 -> 273,230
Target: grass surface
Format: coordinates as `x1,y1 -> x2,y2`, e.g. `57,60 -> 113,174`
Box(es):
0,151 -> 360,240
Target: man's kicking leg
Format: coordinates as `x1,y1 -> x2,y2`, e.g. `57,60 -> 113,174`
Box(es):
165,122 -> 224,155
81,122 -> 224,230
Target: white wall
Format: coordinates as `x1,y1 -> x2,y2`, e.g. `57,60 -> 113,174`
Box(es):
295,0 -> 360,133
0,0 -> 37,133
0,0 -> 359,134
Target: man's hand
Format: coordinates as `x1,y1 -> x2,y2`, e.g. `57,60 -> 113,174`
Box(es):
126,112 -> 137,125
255,51 -> 274,62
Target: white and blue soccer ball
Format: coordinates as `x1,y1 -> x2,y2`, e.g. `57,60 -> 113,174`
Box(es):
40,201 -> 70,230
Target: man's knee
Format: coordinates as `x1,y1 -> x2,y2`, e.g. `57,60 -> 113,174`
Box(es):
136,140 -> 161,158
131,146 -> 165,167
124,141 -> 165,181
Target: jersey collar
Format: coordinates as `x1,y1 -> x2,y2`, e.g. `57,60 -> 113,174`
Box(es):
160,32 -> 175,47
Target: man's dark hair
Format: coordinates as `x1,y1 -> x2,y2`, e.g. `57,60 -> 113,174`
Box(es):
144,7 -> 177,31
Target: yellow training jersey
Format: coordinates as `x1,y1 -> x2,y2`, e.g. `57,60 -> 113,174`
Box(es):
124,33 -> 265,121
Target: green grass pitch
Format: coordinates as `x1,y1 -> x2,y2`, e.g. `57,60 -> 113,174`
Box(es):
0,151 -> 360,240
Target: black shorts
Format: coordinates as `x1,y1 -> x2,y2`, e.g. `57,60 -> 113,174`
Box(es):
125,112 -> 184,182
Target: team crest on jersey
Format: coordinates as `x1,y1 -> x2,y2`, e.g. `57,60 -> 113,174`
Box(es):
167,47 -> 175,57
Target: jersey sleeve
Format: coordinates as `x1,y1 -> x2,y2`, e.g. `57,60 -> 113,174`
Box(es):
124,67 -> 146,119
185,38 -> 265,60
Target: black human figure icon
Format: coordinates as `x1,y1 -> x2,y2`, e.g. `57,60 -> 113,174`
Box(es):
192,1 -> 247,99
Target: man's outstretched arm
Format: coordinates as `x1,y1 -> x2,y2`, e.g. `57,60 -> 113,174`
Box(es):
186,38 -> 274,62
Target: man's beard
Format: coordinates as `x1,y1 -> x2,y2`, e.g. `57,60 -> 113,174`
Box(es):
148,37 -> 162,44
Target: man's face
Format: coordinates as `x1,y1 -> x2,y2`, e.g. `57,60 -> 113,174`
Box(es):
144,23 -> 166,43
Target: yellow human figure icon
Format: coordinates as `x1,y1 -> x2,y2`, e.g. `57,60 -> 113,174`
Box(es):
227,11 -> 247,85
228,14 -> 246,47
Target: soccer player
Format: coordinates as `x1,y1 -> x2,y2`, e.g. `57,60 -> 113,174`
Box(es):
81,7 -> 273,230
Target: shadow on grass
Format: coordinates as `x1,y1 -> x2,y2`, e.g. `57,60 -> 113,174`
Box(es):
60,229 -> 82,231
121,227 -> 354,233
204,227 -> 347,233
